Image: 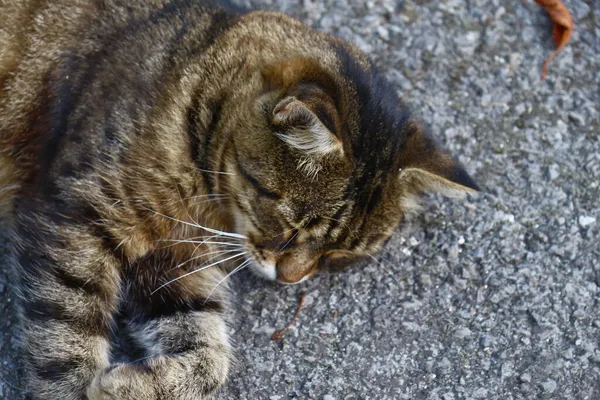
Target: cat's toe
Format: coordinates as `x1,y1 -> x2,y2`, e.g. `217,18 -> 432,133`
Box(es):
87,364 -> 155,400
86,371 -> 115,400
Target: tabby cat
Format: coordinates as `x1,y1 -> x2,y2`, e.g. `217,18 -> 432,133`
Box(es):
0,0 -> 479,399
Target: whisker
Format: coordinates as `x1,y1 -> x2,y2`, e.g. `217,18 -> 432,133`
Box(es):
175,184 -> 201,235
170,248 -> 244,271
158,239 -> 243,247
276,228 -> 300,257
155,233 -> 226,249
276,217 -> 310,256
142,207 -> 247,240
150,252 -> 247,295
322,215 -> 352,233
194,197 -> 230,205
188,194 -> 229,199
367,253 -> 400,285
267,226 -> 296,240
196,168 -> 235,176
203,259 -> 250,304
157,233 -> 222,243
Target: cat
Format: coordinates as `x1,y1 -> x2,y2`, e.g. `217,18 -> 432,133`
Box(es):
0,0 -> 479,399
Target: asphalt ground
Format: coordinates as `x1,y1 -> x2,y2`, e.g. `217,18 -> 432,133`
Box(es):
1,1 -> 599,399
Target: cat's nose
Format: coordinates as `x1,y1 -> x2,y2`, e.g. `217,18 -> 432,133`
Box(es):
275,254 -> 318,284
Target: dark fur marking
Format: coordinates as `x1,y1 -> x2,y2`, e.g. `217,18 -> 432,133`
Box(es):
234,158 -> 281,200
366,186 -> 383,214
167,340 -> 209,356
345,184 -> 383,249
58,162 -> 78,179
36,74 -> 78,184
234,197 -> 266,235
23,296 -> 113,335
348,225 -> 365,250
126,296 -> 224,324
187,100 -> 202,168
23,299 -> 69,323
123,253 -> 224,323
324,203 -> 348,238
54,267 -> 93,291
188,98 -> 224,192
335,44 -> 410,176
304,216 -> 322,230
34,359 -> 81,382
367,233 -> 392,249
313,104 -> 337,136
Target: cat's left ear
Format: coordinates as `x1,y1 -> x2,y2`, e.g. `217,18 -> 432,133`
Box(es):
398,121 -> 480,197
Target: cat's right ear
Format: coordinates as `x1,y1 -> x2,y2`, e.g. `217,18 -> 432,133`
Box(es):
261,58 -> 344,159
271,95 -> 343,156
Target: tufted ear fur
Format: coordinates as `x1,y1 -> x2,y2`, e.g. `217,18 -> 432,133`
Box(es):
271,94 -> 342,156
261,57 -> 344,177
398,120 -> 480,203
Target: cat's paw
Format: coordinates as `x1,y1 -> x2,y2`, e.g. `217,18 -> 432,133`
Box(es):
87,364 -> 157,400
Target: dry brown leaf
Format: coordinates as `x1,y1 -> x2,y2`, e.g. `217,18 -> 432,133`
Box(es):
534,0 -> 573,80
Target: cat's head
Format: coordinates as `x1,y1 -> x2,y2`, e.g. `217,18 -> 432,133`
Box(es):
217,51 -> 478,284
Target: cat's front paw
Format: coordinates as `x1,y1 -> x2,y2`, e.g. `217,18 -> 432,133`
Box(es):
87,364 -> 157,400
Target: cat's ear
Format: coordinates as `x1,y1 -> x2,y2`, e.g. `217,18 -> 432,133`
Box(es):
398,121 -> 480,198
271,95 -> 343,156
261,57 -> 343,158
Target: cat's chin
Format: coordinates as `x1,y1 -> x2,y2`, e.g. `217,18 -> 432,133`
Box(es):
276,275 -> 311,286
248,260 -> 277,281
247,260 -> 311,285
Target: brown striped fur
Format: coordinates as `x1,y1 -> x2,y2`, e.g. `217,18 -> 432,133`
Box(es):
0,1 -> 478,399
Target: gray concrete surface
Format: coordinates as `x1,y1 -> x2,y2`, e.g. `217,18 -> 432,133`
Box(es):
1,0 -> 599,399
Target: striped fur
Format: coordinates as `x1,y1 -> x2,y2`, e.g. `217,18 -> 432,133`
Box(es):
0,1 -> 478,399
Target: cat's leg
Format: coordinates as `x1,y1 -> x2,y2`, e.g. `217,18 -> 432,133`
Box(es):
87,312 -> 230,400
87,256 -> 232,400
13,219 -> 121,400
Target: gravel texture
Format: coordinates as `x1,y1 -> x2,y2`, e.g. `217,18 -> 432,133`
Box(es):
1,0 -> 599,399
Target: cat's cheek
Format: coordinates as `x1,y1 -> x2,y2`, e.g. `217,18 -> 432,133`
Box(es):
230,207 -> 248,236
249,260 -> 277,281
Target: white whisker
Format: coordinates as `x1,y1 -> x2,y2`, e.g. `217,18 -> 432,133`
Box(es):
267,226 -> 296,240
367,253 -> 400,285
150,252 -> 247,295
276,228 -> 300,256
204,259 -> 250,304
156,233 -> 223,249
195,197 -> 230,205
143,207 -> 247,239
157,233 -> 221,244
188,194 -> 229,199
197,168 -> 235,176
170,248 -> 244,271
158,239 -> 242,247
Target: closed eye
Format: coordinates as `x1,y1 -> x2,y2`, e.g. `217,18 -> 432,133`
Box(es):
235,160 -> 281,200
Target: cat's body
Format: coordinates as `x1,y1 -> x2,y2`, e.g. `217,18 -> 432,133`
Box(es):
0,1 -> 478,399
